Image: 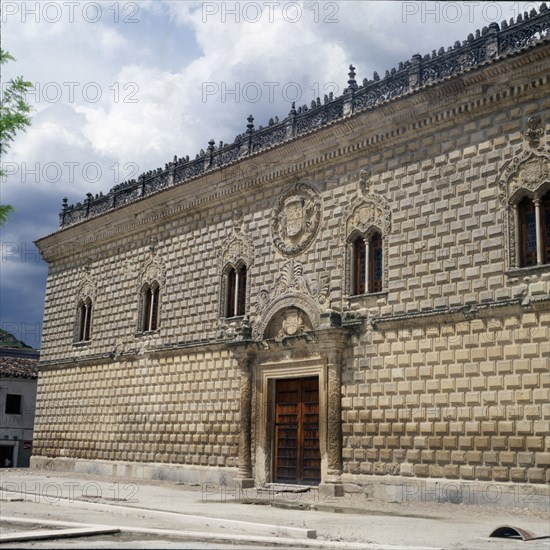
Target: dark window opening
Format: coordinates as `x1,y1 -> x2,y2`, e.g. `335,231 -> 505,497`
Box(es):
370,232 -> 383,293
519,197 -> 537,267
352,232 -> 383,294
543,193 -> 550,264
76,298 -> 92,342
5,394 -> 22,415
237,265 -> 247,316
353,236 -> 366,295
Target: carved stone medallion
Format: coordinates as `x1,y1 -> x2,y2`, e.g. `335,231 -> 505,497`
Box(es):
271,182 -> 322,257
498,150 -> 550,206
280,308 -> 303,336
512,156 -> 549,193
262,306 -> 314,339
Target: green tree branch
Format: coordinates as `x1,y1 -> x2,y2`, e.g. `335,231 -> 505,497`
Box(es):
0,49 -> 33,226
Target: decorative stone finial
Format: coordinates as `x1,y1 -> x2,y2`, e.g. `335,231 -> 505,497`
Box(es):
62,197 -> 68,211
359,168 -> 372,196
525,116 -> 543,148
347,64 -> 357,91
246,115 -> 254,132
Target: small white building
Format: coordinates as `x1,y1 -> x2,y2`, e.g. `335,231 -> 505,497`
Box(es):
0,349 -> 39,468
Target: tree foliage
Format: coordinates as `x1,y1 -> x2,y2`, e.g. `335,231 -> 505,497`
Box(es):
0,49 -> 32,225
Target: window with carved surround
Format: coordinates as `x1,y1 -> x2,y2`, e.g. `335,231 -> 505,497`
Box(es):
135,245 -> 166,335
75,297 -> 92,342
74,270 -> 96,345
499,146 -> 550,272
219,210 -> 253,323
140,282 -> 160,332
342,169 -> 391,299
224,262 -> 247,318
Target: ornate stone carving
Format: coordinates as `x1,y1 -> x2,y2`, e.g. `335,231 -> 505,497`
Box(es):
280,308 -> 304,337
255,295 -> 321,340
271,182 -> 322,257
260,260 -> 329,309
75,270 -> 97,308
356,168 -> 392,235
254,259 -> 328,339
263,307 -> 314,339
326,354 -> 343,477
220,210 -> 254,268
502,154 -> 550,204
220,317 -> 252,341
233,349 -> 254,484
524,116 -> 544,148
137,250 -> 166,290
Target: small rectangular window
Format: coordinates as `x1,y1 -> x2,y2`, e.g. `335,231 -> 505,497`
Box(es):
353,237 -> 366,295
5,394 -> 22,415
237,266 -> 247,316
519,198 -> 537,267
226,268 -> 236,317
370,233 -> 383,293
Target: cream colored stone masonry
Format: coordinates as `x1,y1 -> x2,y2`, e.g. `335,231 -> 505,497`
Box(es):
34,41 -> 550,501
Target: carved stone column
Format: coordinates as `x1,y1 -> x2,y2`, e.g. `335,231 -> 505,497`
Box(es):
512,204 -> 519,268
534,199 -> 543,265
318,329 -> 347,498
326,350 -> 343,481
234,348 -> 255,488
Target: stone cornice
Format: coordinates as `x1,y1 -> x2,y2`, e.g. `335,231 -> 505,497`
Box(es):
36,42 -> 550,263
38,337 -> 229,370
370,297 -> 550,330
38,325 -> 355,370
47,8 -> 550,231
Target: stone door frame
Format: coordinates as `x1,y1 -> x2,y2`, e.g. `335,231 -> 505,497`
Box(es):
232,327 -> 350,496
256,356 -> 326,486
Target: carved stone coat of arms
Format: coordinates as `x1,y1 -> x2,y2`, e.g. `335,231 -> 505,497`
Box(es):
271,182 -> 322,256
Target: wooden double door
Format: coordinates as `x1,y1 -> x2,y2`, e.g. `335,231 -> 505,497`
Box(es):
273,377 -> 321,485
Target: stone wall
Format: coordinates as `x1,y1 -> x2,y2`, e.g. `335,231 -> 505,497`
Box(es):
343,313 -> 549,484
34,38 -> 550,491
34,349 -> 240,470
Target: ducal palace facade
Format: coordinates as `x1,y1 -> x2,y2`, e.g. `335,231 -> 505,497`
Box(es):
35,8 -> 549,506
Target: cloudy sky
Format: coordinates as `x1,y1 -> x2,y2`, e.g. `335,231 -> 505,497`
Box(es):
0,0 -> 539,348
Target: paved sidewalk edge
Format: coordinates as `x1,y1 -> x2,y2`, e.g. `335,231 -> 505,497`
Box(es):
0,516 -> 442,550
0,487 -> 315,539
0,527 -> 120,544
